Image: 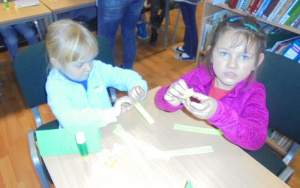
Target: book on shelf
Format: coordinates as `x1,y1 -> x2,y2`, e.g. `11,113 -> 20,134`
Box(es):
274,41 -> 294,55
268,128 -> 294,152
267,35 -> 300,52
261,0 -> 279,20
267,0 -> 289,22
243,0 -> 253,10
291,14 -> 300,27
282,39 -> 300,61
200,15 -> 214,51
261,0 -> 280,20
256,0 -> 272,18
251,0 -> 265,16
228,0 -> 239,8
246,0 -> 260,13
278,0 -> 300,24
273,0 -> 295,23
283,5 -> 300,26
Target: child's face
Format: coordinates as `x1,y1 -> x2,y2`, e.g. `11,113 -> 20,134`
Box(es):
211,30 -> 263,90
59,59 -> 94,81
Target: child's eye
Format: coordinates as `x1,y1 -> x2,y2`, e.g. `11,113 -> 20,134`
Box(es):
76,64 -> 84,68
241,55 -> 249,60
220,52 -> 228,56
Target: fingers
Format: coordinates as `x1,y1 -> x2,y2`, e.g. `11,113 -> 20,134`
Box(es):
182,96 -> 217,120
129,86 -> 146,102
114,96 -> 135,116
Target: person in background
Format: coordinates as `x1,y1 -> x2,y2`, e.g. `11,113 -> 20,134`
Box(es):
45,19 -> 148,129
172,0 -> 201,61
0,22 -> 38,60
148,0 -> 177,45
97,0 -> 145,69
155,16 -> 269,151
136,2 -> 149,40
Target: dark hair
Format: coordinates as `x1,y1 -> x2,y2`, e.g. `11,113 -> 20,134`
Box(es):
202,15 -> 267,78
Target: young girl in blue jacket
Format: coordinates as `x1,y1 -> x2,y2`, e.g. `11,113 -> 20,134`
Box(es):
45,19 -> 148,129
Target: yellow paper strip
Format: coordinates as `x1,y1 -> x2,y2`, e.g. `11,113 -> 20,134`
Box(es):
174,123 -> 222,135
134,102 -> 155,125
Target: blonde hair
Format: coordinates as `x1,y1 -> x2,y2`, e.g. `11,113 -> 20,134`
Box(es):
46,19 -> 98,68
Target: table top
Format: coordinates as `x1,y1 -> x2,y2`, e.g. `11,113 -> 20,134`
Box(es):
0,2 -> 52,27
43,87 -> 289,188
40,0 -> 95,12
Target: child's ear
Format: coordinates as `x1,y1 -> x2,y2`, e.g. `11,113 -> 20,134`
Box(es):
257,53 -> 265,67
206,45 -> 213,63
50,58 -> 62,69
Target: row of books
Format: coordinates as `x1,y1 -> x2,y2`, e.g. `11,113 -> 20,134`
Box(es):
227,0 -> 300,29
268,128 -> 294,152
200,10 -> 236,50
267,35 -> 300,61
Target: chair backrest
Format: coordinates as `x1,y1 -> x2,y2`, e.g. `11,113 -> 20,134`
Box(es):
256,51 -> 300,143
14,34 -> 114,108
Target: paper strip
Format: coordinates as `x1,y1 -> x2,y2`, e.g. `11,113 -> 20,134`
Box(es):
134,102 -> 155,125
181,88 -> 194,99
174,123 -> 222,135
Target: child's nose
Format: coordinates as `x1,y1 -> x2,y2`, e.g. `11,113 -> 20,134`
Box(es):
227,58 -> 238,68
84,63 -> 92,72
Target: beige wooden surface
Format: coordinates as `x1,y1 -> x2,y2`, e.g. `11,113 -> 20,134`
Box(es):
0,2 -> 52,28
40,0 -> 95,20
43,87 -> 289,188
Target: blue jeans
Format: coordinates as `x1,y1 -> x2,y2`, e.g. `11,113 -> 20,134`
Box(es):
0,23 -> 38,59
98,0 -> 144,69
179,2 -> 198,58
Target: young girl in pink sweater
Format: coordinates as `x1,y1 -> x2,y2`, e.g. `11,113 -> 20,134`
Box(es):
155,16 -> 268,151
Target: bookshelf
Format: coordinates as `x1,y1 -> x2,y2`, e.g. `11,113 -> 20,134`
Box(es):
196,0 -> 300,59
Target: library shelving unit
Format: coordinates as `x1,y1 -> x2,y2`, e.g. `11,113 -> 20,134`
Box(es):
196,0 -> 300,62
196,0 -> 300,156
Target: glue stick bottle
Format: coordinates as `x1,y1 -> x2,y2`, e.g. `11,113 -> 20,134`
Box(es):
76,132 -> 89,159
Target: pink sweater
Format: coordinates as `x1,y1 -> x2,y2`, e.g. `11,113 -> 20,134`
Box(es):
155,65 -> 269,150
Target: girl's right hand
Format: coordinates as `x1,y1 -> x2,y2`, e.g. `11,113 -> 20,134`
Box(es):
164,79 -> 189,106
114,96 -> 134,117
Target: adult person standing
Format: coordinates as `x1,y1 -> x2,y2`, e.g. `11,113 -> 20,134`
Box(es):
97,0 -> 145,69
172,0 -> 201,61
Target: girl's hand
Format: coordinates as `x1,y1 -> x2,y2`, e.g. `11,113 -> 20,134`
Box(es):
129,86 -> 146,103
114,96 -> 134,117
182,92 -> 218,120
164,79 -> 189,106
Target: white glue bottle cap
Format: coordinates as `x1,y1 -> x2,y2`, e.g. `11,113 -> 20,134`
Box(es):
76,132 -> 86,144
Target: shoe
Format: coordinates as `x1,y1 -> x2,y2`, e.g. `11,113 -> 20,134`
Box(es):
137,23 -> 149,40
174,53 -> 195,62
149,32 -> 158,45
173,46 -> 185,53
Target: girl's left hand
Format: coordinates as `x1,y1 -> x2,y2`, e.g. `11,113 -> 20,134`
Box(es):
182,92 -> 218,120
129,86 -> 146,103
114,96 -> 134,117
